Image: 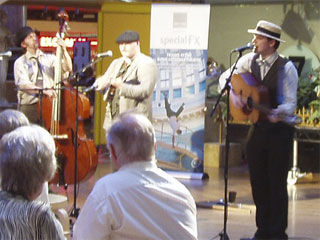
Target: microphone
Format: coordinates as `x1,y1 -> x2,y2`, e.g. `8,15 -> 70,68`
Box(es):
0,51 -> 12,57
97,50 -> 113,58
231,43 -> 254,53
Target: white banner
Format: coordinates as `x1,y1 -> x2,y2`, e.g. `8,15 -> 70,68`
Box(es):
150,4 -> 210,50
150,4 -> 210,173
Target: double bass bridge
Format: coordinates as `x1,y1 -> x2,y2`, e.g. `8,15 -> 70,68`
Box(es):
52,134 -> 69,140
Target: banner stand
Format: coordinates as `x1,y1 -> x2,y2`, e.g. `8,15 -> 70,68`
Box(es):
165,170 -> 209,180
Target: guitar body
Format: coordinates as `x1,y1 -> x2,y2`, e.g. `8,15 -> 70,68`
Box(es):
230,73 -> 269,123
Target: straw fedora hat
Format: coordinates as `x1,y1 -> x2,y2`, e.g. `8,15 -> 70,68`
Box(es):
248,20 -> 285,43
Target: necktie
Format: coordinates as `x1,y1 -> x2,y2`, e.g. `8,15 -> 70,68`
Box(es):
256,58 -> 269,79
255,58 -> 266,66
116,60 -> 130,78
106,60 -> 130,102
31,57 -> 43,88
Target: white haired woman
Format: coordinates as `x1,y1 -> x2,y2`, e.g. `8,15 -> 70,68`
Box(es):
0,109 -> 50,203
0,109 -> 29,139
0,124 -> 64,239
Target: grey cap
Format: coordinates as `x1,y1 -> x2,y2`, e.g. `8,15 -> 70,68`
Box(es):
116,31 -> 140,43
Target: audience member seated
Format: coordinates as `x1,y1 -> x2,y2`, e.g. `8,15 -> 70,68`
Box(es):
73,112 -> 198,240
0,125 -> 64,239
0,109 -> 49,203
0,109 -> 29,138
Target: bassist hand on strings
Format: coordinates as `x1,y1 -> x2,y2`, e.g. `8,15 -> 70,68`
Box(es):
43,88 -> 57,98
56,37 -> 67,50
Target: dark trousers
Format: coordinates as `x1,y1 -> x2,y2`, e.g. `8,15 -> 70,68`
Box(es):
246,122 -> 293,239
18,103 -> 39,124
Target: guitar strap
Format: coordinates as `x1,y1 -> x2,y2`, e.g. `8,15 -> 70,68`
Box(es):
109,60 -> 131,119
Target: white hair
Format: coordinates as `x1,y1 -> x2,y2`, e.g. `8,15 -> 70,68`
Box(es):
107,112 -> 156,166
0,109 -> 29,138
0,125 -> 56,199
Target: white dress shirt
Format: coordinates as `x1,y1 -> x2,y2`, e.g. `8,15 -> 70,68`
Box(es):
219,52 -> 298,115
14,49 -> 56,105
73,160 -> 197,240
14,49 -> 70,105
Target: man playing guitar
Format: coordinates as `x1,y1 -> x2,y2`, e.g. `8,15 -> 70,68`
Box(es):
219,20 -> 298,240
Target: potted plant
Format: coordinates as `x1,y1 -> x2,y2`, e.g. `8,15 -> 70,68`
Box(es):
297,68 -> 320,125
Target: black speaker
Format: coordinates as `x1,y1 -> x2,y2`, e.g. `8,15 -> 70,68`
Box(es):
297,142 -> 320,173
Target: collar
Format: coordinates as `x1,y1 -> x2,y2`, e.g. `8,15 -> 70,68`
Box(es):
126,52 -> 142,64
25,49 -> 44,60
119,158 -> 157,172
256,52 -> 279,66
121,57 -> 132,67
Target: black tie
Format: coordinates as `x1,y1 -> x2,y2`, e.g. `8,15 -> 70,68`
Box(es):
31,57 -> 43,88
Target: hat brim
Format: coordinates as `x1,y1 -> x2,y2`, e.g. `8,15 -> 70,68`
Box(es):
16,27 -> 34,47
248,29 -> 285,43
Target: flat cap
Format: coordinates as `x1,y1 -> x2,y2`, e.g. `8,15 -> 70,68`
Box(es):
116,30 -> 140,43
16,26 -> 34,47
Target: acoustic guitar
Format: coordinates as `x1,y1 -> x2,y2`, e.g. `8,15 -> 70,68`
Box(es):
106,60 -> 130,102
230,73 -> 301,125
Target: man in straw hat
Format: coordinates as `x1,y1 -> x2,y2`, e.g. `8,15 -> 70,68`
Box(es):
219,20 -> 298,239
89,30 -> 157,132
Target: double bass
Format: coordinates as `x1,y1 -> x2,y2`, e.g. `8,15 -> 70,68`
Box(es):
38,10 -> 98,185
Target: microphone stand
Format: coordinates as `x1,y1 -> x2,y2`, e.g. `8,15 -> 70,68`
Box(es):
70,70 -> 80,219
69,56 -> 104,219
71,57 -> 102,80
209,50 -> 243,240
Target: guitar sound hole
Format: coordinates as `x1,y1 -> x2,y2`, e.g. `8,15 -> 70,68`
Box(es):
242,97 -> 253,115
247,97 -> 253,109
242,106 -> 252,115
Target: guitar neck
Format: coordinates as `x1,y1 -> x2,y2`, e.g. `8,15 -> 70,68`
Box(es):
247,98 -> 301,125
249,99 -> 271,115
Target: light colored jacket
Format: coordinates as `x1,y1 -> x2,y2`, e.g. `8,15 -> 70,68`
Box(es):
95,53 -> 158,131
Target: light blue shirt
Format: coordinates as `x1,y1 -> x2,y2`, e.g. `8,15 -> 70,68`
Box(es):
219,52 -> 298,115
